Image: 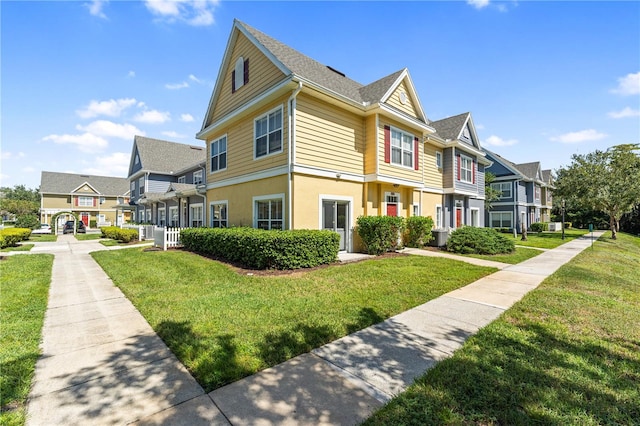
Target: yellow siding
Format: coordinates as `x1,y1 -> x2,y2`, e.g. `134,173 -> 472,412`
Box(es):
364,115 -> 377,175
75,185 -> 98,194
209,32 -> 286,125
206,175 -> 288,228
207,96 -> 289,180
295,93 -> 365,174
423,144 -> 444,188
420,192 -> 443,224
377,117 -> 423,182
42,195 -> 71,209
385,81 -> 419,119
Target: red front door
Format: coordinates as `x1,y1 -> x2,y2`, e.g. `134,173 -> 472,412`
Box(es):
386,203 -> 398,216
456,208 -> 463,228
81,213 -> 89,226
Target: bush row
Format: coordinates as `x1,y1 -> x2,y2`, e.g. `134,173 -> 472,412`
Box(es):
530,222 -> 549,232
446,226 -> 515,255
181,227 -> 340,270
356,215 -> 435,255
101,226 -> 139,243
0,228 -> 32,249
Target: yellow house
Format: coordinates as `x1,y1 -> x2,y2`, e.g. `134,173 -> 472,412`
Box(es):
197,20 -> 446,252
39,171 -> 130,229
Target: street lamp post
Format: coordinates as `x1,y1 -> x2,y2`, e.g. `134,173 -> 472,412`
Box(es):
561,199 -> 566,240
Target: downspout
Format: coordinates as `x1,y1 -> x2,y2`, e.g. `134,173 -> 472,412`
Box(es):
200,164 -> 207,226
287,81 -> 303,230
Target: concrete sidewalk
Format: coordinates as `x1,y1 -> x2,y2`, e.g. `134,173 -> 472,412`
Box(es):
25,232 -> 603,425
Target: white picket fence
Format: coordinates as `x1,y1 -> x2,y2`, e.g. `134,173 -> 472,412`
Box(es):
154,227 -> 185,251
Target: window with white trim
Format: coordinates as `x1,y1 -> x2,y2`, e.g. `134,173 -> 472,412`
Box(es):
535,185 -> 541,202
210,202 -> 228,228
391,128 -> 414,168
78,196 -> 93,207
460,155 -> 473,183
190,204 -> 203,227
210,136 -> 227,172
146,209 -> 151,223
158,208 -> 166,226
491,182 -> 512,199
255,197 -> 283,230
435,205 -> 443,229
169,206 -> 179,227
435,151 -> 442,169
193,170 -> 204,185
138,176 -> 145,194
234,57 -> 245,91
130,182 -> 135,197
178,176 -> 186,184
138,210 -> 145,223
471,208 -> 480,227
255,107 -> 282,158
490,211 -> 513,228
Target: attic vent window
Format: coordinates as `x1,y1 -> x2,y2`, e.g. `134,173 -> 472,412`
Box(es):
232,56 -> 249,93
326,65 -> 345,77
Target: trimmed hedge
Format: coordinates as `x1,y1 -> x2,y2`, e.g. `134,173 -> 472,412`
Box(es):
531,222 -> 549,232
181,227 -> 340,270
446,226 -> 515,255
0,228 -> 32,248
356,215 -> 405,255
404,216 -> 435,248
101,226 -> 138,243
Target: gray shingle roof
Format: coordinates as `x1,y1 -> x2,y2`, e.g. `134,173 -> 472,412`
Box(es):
238,20 -> 402,106
40,171 -> 129,195
134,136 -> 205,175
429,112 -> 470,141
542,169 -> 553,183
514,162 -> 541,181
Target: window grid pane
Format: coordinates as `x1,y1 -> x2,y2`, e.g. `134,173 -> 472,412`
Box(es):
390,128 -> 414,168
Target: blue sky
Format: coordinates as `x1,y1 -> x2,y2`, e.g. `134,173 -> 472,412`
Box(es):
2,0 -> 639,190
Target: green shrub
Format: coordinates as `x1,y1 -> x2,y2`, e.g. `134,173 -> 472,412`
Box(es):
181,227 -> 339,270
564,222 -> 572,229
530,222 -> 549,232
356,215 -> 405,255
0,228 -> 32,248
15,214 -> 40,230
446,226 -> 515,255
90,220 -> 97,228
100,226 -> 138,243
404,216 -> 434,248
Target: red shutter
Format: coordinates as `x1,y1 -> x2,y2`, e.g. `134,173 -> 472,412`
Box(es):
414,137 -> 419,170
457,155 -> 461,181
93,197 -> 97,207
231,70 -> 236,93
243,58 -> 249,85
75,196 -> 78,206
384,126 -> 391,163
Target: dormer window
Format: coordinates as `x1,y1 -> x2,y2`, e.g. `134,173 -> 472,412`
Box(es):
232,56 -> 249,93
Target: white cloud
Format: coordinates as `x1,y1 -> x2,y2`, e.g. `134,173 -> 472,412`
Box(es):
611,72 -> 640,96
133,110 -> 171,124
22,166 -> 36,173
165,81 -> 189,90
162,131 -> 186,139
127,70 -> 136,78
42,133 -> 109,153
484,135 -> 518,147
467,0 -> 490,9
76,98 -> 137,118
608,107 -> 640,119
144,0 -> 218,26
1,151 -> 26,160
82,152 -> 130,177
550,129 -> 608,144
76,120 -> 144,140
180,113 -> 194,122
86,0 -> 108,19
188,74 -> 202,83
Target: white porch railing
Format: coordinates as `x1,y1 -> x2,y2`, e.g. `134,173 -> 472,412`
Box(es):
154,227 -> 185,251
122,224 -> 156,241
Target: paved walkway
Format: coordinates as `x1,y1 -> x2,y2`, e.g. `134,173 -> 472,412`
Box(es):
22,232 -> 603,425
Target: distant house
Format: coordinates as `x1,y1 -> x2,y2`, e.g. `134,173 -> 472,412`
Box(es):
127,136 -> 207,226
428,112 -> 491,229
39,171 -> 130,228
483,150 -> 554,231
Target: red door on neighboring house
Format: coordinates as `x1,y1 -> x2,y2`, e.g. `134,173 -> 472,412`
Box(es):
456,207 -> 463,228
81,213 -> 89,226
386,203 -> 398,216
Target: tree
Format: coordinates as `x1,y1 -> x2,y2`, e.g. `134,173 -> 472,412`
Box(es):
0,185 -> 40,217
554,144 -> 640,239
484,172 -> 502,210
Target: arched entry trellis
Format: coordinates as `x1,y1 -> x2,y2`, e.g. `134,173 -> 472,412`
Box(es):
50,211 -> 79,234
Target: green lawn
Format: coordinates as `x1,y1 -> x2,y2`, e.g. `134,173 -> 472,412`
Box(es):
92,250 -> 496,392
28,234 -> 57,243
364,231 -> 640,425
0,255 -> 53,426
0,244 -> 33,253
464,246 -> 543,264
508,228 -> 589,249
74,233 -> 103,241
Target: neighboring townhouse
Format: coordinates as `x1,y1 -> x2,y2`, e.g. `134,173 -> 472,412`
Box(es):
428,112 -> 490,229
540,169 -> 554,222
127,136 -> 207,226
196,19 -> 466,252
484,150 -> 553,231
39,171 -> 130,228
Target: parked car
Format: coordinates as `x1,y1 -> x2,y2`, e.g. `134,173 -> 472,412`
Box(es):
63,220 -> 86,234
32,223 -> 52,234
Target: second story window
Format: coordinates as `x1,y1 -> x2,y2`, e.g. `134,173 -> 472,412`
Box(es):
194,170 -> 204,184
535,186 -> 541,202
391,128 -> 414,168
491,182 -> 512,199
78,196 -> 93,207
255,107 -> 282,159
211,136 -> 227,172
130,182 -> 135,197
178,176 -> 186,184
436,151 -> 442,169
138,177 -> 145,194
459,154 -> 473,183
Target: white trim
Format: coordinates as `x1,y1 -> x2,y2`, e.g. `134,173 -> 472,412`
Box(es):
389,126 -> 416,170
253,104 -> 284,160
189,203 -> 204,227
318,194 -> 354,252
384,191 -> 401,217
70,181 -> 100,195
377,104 -> 433,132
435,204 -> 443,229
420,186 -> 445,194
443,188 -> 480,196
364,173 -> 423,188
293,164 -> 364,182
209,200 -> 229,228
491,181 -> 512,199
234,56 -> 245,91
489,211 -> 513,228
378,69 -> 428,124
253,193 -> 285,229
209,134 -> 228,174
459,153 -> 473,183
205,166 -> 288,190
470,207 -> 480,227
435,151 -> 442,169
